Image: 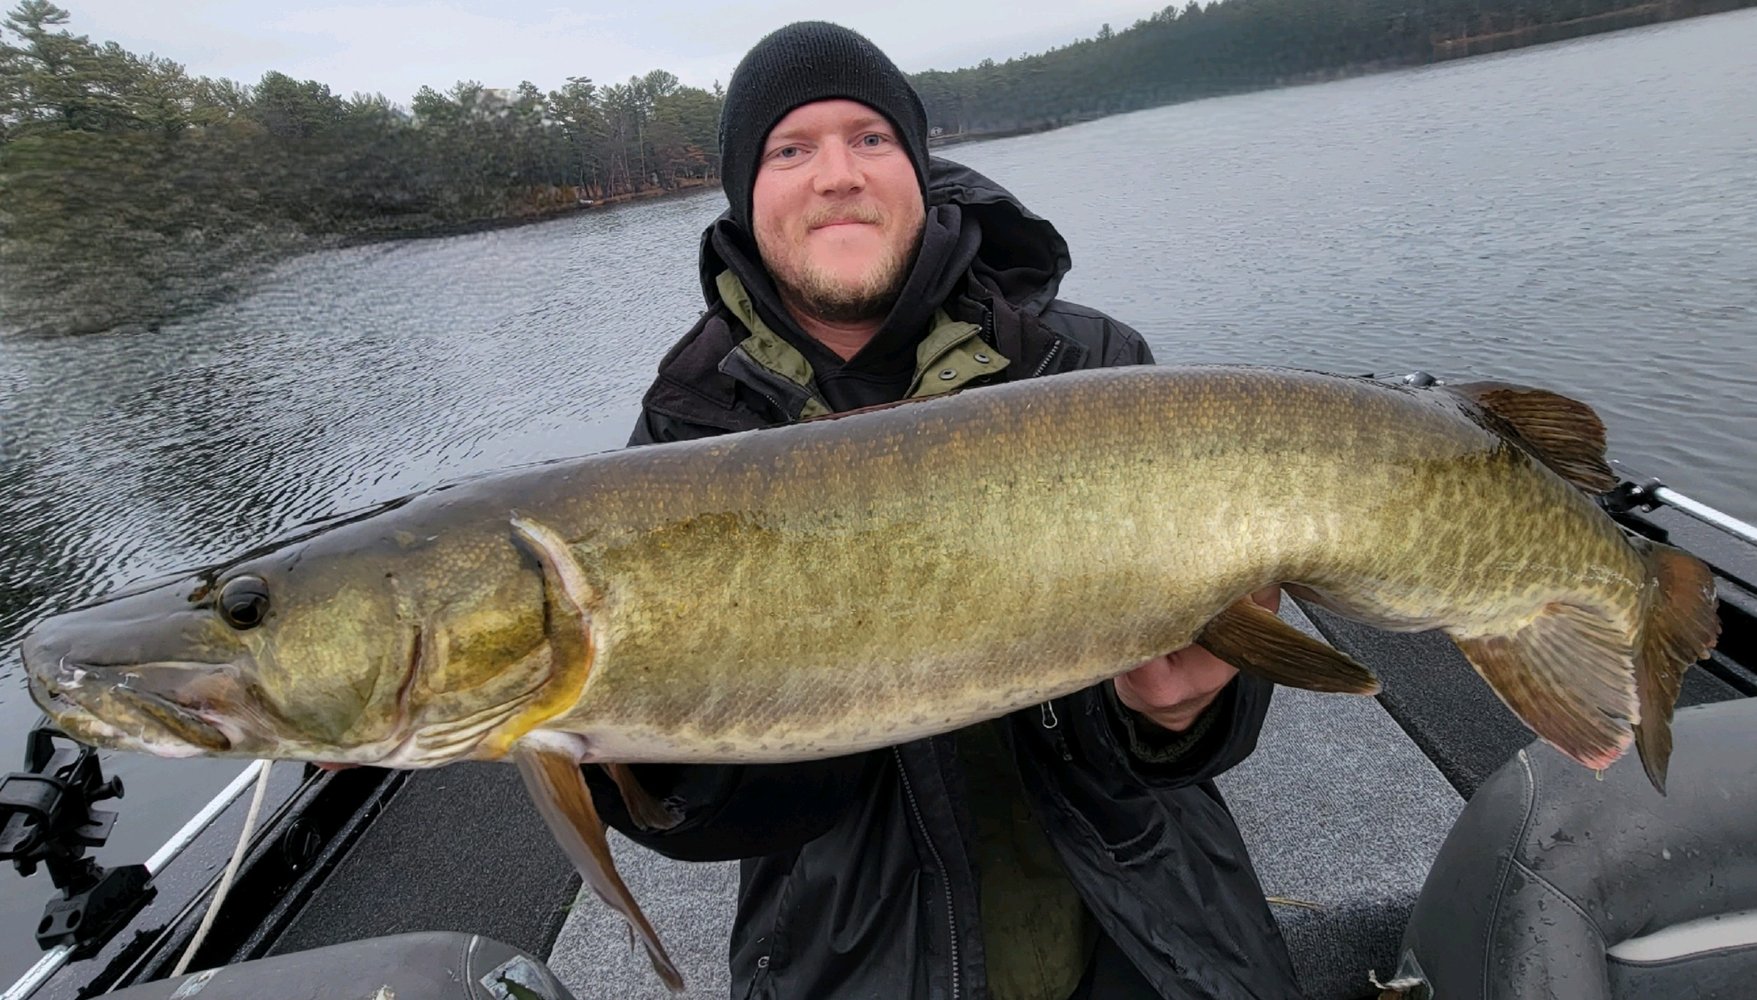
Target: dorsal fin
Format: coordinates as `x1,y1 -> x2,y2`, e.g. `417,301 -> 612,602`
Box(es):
1446,380 -> 1617,494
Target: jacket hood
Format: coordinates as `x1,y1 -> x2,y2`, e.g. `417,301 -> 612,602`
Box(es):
696,156 -> 1073,318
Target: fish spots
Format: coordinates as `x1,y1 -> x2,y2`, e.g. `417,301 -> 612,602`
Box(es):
541,367 -> 1660,785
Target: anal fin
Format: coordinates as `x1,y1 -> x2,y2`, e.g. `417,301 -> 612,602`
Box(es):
1196,598 -> 1381,694
1450,602 -> 1637,774
515,746 -> 684,993
603,762 -> 684,832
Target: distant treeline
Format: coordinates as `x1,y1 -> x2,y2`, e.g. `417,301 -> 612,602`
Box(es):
1,0 -> 1751,335
0,0 -> 723,334
914,0 -> 1754,137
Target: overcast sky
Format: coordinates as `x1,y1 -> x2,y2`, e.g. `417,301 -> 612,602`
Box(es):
53,0 -> 1165,106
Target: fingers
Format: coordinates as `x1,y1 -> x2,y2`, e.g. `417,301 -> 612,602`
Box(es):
1251,585 -> 1283,613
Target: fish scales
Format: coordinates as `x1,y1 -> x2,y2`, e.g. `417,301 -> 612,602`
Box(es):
514,366 -> 1644,762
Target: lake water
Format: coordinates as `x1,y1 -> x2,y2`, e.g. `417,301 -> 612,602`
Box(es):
2,9 -> 1753,986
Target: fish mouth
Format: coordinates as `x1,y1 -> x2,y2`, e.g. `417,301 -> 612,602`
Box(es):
33,659 -> 238,755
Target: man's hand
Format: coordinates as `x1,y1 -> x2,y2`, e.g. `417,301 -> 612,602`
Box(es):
1113,586 -> 1282,733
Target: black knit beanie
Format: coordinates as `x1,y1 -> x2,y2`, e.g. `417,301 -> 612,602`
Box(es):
719,21 -> 930,234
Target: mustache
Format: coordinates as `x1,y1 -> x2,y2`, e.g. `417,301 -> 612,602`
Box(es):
805,205 -> 885,228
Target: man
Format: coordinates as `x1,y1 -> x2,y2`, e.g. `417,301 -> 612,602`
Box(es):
584,21 -> 1302,1000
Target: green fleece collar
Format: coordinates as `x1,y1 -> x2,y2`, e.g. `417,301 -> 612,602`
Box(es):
715,269 -> 1011,405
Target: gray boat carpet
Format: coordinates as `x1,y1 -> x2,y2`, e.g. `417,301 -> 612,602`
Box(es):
1213,601 -> 1461,1000
547,834 -> 739,1000
270,762 -> 580,962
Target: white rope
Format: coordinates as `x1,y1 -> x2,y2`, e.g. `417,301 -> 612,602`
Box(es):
171,761 -> 272,977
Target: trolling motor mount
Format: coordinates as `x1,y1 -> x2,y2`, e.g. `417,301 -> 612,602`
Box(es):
0,723 -> 155,956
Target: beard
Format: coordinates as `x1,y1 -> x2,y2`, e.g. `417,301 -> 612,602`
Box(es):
762,213 -> 924,325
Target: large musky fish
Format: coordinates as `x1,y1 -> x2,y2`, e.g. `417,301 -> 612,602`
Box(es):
19,365 -> 1719,991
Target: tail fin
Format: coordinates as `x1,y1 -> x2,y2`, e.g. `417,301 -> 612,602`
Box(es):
1630,537 -> 1721,794
1453,603 -> 1638,773
1446,381 -> 1617,494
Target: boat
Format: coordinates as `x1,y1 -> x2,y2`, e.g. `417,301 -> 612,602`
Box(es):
5,373 -> 1755,1000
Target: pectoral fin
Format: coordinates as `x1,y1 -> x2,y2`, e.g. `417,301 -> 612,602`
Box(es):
603,762 -> 684,832
515,746 -> 684,993
1195,598 -> 1381,694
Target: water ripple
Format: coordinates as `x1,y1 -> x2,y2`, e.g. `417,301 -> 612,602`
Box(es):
954,11 -> 1757,521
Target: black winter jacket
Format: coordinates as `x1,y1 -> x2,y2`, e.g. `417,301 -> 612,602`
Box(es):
585,159 -> 1301,1000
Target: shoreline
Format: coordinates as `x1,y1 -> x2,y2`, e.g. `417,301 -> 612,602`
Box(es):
0,181 -> 720,338
330,177 -> 719,249
1430,1 -> 1677,58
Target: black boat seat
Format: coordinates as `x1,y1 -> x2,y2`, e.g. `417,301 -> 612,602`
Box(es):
1394,698 -> 1757,999
95,931 -> 577,1000
1215,603 -> 1465,1000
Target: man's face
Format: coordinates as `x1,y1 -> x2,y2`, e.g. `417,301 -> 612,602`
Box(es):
751,99 -> 925,324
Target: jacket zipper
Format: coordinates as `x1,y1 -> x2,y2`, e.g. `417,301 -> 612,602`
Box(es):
1040,701 -> 1074,762
894,748 -> 961,1000
752,386 -> 785,415
1029,338 -> 1064,378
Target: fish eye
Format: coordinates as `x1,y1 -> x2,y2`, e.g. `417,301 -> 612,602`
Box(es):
218,575 -> 271,629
